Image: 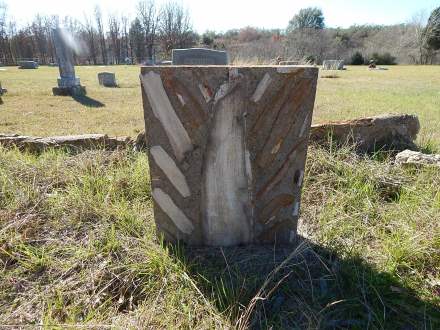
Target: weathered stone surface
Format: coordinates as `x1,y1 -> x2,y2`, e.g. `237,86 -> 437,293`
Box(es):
310,114 -> 420,152
322,60 -> 344,70
98,72 -> 117,87
0,134 -> 131,152
172,48 -> 228,65
396,150 -> 440,167
140,65 -> 318,246
18,61 -> 39,69
279,61 -> 300,65
52,28 -> 85,96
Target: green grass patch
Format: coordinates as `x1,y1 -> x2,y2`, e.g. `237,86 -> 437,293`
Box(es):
0,146 -> 438,328
0,65 -> 439,149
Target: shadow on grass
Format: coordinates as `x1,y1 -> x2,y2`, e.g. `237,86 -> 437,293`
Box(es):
72,94 -> 105,108
171,237 -> 440,329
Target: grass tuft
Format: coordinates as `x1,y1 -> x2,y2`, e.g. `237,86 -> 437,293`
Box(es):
0,146 -> 439,328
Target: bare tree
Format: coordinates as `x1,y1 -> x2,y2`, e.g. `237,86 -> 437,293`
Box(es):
44,15 -> 58,63
108,14 -> 121,63
0,1 -> 9,64
3,3 -> 440,67
407,11 -> 436,64
30,15 -> 49,64
121,14 -> 130,62
95,6 -> 107,64
285,28 -> 331,63
158,1 -> 195,56
83,14 -> 98,64
129,17 -> 145,63
137,0 -> 158,61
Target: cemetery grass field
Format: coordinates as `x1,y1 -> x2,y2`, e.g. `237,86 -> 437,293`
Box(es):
0,65 -> 440,328
0,65 -> 440,149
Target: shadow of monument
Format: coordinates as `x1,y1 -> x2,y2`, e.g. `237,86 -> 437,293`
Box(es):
170,237 -> 440,329
72,94 -> 105,108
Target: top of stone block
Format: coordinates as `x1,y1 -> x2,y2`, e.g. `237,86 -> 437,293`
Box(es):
141,65 -> 318,71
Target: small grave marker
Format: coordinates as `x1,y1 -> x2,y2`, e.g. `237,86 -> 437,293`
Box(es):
322,60 -> 344,70
18,61 -> 39,69
98,72 -> 117,87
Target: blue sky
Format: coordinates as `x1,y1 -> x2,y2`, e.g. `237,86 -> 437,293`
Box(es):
4,0 -> 439,32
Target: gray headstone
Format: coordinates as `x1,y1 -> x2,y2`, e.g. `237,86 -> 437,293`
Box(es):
322,60 -> 344,70
52,28 -> 81,89
0,81 -> 6,96
279,61 -> 300,66
172,48 -> 228,65
18,61 -> 39,69
98,72 -> 117,87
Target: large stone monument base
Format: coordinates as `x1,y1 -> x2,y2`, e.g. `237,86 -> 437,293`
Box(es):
53,78 -> 86,96
140,65 -> 318,246
52,85 -> 86,96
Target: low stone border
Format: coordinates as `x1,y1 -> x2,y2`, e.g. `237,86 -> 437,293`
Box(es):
395,150 -> 440,167
0,114 -> 422,155
309,114 -> 420,152
0,134 -> 132,153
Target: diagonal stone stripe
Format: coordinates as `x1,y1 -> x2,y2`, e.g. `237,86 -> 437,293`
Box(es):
150,146 -> 191,198
152,188 -> 194,235
251,73 -> 272,103
140,71 -> 192,162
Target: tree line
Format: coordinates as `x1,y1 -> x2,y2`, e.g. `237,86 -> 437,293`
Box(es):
221,7 -> 440,65
0,2 -> 439,66
0,0 -> 197,65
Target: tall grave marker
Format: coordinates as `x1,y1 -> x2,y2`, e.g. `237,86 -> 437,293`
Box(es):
52,28 -> 86,96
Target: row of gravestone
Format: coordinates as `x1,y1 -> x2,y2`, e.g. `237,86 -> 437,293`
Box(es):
14,41 -> 343,71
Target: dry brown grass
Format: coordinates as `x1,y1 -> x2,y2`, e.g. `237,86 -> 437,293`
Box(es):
0,64 -> 439,328
0,65 -> 439,149
0,66 -> 143,137
0,146 -> 439,328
